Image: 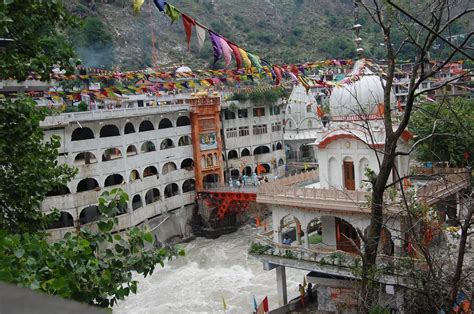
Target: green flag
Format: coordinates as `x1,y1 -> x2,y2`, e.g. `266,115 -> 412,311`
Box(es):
164,3 -> 181,23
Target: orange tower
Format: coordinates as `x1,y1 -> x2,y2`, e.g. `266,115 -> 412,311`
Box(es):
190,92 -> 224,192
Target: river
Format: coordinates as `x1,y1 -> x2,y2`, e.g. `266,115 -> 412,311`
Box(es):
115,224 -> 307,313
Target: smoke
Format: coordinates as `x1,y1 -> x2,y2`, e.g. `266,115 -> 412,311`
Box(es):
75,44 -> 116,68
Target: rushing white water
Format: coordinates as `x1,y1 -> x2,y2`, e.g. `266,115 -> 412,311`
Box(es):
115,225 -> 307,314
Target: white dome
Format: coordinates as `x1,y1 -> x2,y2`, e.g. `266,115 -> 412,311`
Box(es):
175,66 -> 192,73
329,60 -> 395,117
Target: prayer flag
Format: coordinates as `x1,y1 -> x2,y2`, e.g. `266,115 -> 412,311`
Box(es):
209,31 -> 223,64
219,37 -> 233,67
253,295 -> 258,312
153,0 -> 165,11
181,14 -> 196,49
164,3 -> 181,23
195,23 -> 206,50
273,66 -> 282,85
256,296 -> 269,314
247,52 -> 263,71
132,0 -> 145,14
238,48 -> 252,71
222,296 -> 227,311
303,276 -> 307,288
228,42 -> 243,69
317,106 -> 324,118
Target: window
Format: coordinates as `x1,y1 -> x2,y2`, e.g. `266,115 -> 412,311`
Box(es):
253,107 -> 265,117
253,124 -> 268,135
238,109 -> 248,118
223,109 -> 236,120
226,128 -> 238,138
270,106 -> 281,115
306,104 -> 312,113
239,126 -> 249,137
271,122 -> 282,132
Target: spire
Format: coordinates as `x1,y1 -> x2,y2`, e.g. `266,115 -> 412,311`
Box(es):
352,0 -> 364,59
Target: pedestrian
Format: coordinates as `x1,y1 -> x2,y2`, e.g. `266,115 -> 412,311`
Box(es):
283,235 -> 291,245
236,179 -> 241,189
307,282 -> 313,301
298,284 -> 305,307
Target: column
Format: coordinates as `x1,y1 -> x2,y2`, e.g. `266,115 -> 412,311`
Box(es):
276,266 -> 288,306
304,228 -> 310,249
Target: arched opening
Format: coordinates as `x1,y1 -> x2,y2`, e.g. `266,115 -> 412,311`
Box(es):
228,150 -> 238,160
102,148 -> 122,162
242,166 -> 252,176
143,166 -> 158,178
77,178 -> 99,193
145,188 -> 160,204
278,158 -> 285,166
132,194 -> 143,210
180,158 -> 194,170
203,173 -> 219,189
204,154 -> 214,168
126,145 -> 138,156
117,203 -> 127,216
255,163 -> 270,175
182,179 -> 196,193
254,146 -> 270,155
304,217 -> 322,248
104,174 -> 124,187
48,211 -> 74,229
130,169 -> 140,182
230,169 -> 240,179
306,104 -> 312,113
276,142 -> 283,150
141,141 -> 156,153
160,138 -> 174,150
343,156 -> 355,191
74,152 -> 97,165
71,127 -> 94,141
176,116 -> 191,126
328,157 -> 338,188
280,214 -> 302,245
178,135 -> 191,146
124,122 -> 135,134
307,120 -> 313,128
164,183 -> 179,198
359,157 -> 370,189
162,162 -> 177,175
79,206 -> 100,224
335,217 -> 360,254
139,120 -> 154,132
241,148 -> 251,157
158,118 -> 173,129
100,124 -> 120,138
46,185 -> 71,197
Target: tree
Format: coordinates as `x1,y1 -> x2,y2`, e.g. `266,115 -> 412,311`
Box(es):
355,0 -> 473,310
0,98 -> 77,233
0,0 -> 79,80
0,189 -> 184,307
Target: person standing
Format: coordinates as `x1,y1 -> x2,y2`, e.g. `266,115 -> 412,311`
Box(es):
299,284 -> 305,308
307,282 -> 313,301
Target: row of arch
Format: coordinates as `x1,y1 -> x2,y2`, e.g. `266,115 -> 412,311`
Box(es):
49,179 -> 197,228
71,116 -> 190,141
74,136 -> 192,165
226,143 -> 282,160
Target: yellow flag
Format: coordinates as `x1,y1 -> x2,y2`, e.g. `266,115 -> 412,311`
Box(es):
222,296 -> 227,311
303,276 -> 307,288
132,0 -> 144,14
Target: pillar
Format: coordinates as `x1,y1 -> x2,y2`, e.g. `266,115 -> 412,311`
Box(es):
276,266 -> 288,306
304,228 -> 310,249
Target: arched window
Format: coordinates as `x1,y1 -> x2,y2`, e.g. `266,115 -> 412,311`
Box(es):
124,122 -> 135,134
130,169 -> 140,182
100,124 -> 120,137
242,166 -> 252,176
74,152 -> 97,165
162,162 -> 177,175
48,211 -> 74,229
102,148 -> 122,161
71,127 -> 94,141
307,120 -> 313,128
255,163 -> 270,175
176,116 -> 191,126
241,148 -> 250,157
182,179 -> 196,193
203,173 -> 219,189
178,136 -> 191,146
205,154 -> 213,168
287,106 -> 292,114
230,169 -> 240,178
143,166 -> 158,178
141,141 -> 156,153
77,178 -> 99,192
46,185 -> 71,197
104,174 -> 124,187
306,104 -> 312,113
278,158 -> 285,166
132,194 -> 143,210
79,206 -> 100,224
127,145 -> 138,156
253,146 -> 270,155
228,150 -> 238,160
276,142 -> 283,150
160,138 -> 174,150
145,188 -> 160,204
164,183 -> 179,198
139,120 -> 154,132
158,118 -> 173,129
180,158 -> 194,170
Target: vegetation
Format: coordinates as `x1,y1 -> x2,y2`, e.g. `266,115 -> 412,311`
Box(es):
228,87 -> 287,105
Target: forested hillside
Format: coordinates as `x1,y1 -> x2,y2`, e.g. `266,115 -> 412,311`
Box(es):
64,0 -> 470,70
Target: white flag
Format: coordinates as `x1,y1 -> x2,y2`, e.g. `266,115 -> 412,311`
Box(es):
195,24 -> 206,50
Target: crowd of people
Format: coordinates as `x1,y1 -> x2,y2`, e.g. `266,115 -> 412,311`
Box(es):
228,173 -> 271,188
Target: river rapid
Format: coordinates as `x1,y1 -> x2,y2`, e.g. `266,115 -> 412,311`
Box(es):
115,225 -> 307,313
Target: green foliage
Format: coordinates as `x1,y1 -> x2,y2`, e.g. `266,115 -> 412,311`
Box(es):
411,99 -> 474,167
248,242 -> 272,255
308,233 -> 322,244
0,0 -> 79,80
77,101 -> 88,111
0,97 -> 77,234
228,87 -> 287,105
0,189 -> 184,307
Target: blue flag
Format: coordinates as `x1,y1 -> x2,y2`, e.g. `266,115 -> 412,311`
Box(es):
253,295 -> 258,311
153,0 -> 165,11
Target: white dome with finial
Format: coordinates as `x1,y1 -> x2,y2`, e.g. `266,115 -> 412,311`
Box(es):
329,59 -> 395,117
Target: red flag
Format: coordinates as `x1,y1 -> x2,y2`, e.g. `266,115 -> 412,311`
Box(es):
273,66 -> 282,85
257,296 -> 269,313
317,106 -> 324,118
228,42 -> 243,69
182,14 -> 195,50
